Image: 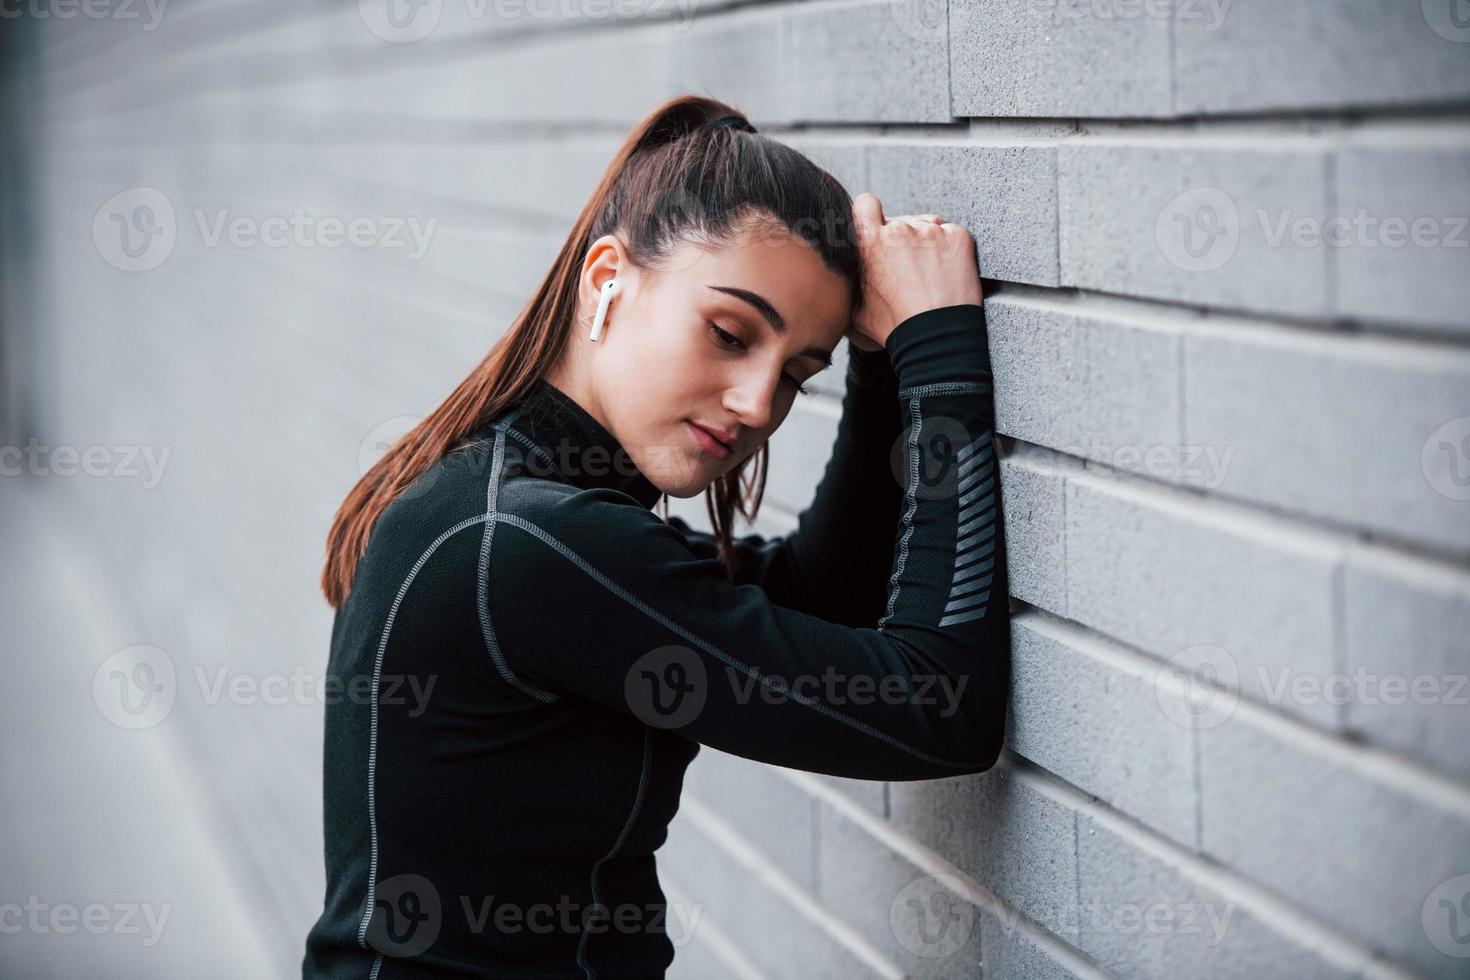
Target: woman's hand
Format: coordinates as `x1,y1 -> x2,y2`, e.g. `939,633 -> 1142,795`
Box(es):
847,192 -> 983,351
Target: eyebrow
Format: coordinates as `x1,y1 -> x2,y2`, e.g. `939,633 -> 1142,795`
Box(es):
707,284 -> 834,370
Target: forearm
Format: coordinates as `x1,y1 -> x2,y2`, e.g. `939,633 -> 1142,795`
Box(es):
779,343 -> 905,626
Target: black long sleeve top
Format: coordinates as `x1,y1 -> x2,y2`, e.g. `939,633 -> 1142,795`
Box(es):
302,302 -> 1010,979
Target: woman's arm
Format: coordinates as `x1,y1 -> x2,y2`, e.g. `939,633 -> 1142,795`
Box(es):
486,302 -> 1010,781
664,339 -> 905,628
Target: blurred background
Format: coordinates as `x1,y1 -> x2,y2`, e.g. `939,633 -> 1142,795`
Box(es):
1,1 -> 1468,977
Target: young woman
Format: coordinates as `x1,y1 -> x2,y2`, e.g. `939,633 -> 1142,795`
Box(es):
304,96 -> 1010,979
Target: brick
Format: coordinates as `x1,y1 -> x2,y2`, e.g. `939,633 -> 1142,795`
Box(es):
980,908 -> 1104,980
661,910 -> 749,980
995,451 -> 1069,614
412,225 -> 562,304
815,772 -> 888,817
1065,470 -> 1343,728
661,804 -> 882,978
682,749 -> 820,894
1077,802 -> 1384,979
1333,142 -> 1470,333
1059,143 -> 1330,318
1342,547 -> 1470,783
1198,703 -> 1470,977
816,800 -> 986,978
788,0 -> 952,123
892,763 -> 1082,945
1174,0 -> 1470,115
303,141 -> 622,218
670,12 -> 789,122
1007,614 -> 1198,847
276,26 -> 676,126
950,0 -> 1171,118
987,292 -> 1182,466
1183,324 -> 1470,554
866,143 -> 1060,286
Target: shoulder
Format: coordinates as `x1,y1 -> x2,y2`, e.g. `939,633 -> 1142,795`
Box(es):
487,475 -> 714,600
494,475 -> 675,555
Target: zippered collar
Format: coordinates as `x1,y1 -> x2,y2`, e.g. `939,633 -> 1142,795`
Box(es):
481,377 -> 664,510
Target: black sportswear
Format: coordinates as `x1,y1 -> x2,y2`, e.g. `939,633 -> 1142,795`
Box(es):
302,302 -> 1010,978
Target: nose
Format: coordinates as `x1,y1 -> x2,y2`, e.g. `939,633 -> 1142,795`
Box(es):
722,364 -> 780,434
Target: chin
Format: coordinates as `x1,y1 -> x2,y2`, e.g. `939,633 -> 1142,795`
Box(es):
653,474 -> 714,500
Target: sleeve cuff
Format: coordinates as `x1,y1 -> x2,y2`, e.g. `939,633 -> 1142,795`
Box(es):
883,303 -> 991,389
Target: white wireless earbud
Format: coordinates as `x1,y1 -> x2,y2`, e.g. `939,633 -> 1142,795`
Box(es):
589,279 -> 617,342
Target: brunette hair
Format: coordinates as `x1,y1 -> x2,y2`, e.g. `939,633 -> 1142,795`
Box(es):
320,95 -> 865,608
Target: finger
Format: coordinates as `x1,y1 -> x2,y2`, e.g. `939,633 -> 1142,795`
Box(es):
852,192 -> 885,241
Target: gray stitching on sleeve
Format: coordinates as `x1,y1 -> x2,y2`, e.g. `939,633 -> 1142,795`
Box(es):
878,396 -> 923,633
358,512 -> 495,951
896,380 -> 990,399
479,430 -> 562,704
490,417 -> 555,471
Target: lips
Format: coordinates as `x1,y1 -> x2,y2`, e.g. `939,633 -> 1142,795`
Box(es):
687,421 -> 734,459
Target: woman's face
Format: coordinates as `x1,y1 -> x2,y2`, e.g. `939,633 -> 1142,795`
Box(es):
560,219 -> 853,499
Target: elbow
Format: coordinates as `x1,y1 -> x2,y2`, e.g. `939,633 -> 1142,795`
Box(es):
947,651 -> 1011,775
968,710 -> 1006,773
941,689 -> 1005,775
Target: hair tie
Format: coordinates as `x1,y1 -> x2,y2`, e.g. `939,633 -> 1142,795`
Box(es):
707,113 -> 757,135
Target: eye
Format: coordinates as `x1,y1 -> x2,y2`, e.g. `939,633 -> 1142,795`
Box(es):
707,322 -> 743,350
707,322 -> 811,397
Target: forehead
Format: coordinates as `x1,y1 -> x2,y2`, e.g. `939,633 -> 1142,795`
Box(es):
667,222 -> 852,343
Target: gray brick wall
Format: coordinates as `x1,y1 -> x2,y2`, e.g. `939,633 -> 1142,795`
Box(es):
2,0 -> 1466,977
